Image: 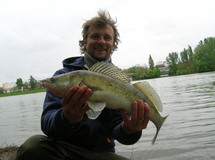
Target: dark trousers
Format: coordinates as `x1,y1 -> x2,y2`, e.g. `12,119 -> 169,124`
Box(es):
15,135 -> 129,160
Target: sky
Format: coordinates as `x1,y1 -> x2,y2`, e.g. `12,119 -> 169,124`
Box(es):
0,0 -> 215,86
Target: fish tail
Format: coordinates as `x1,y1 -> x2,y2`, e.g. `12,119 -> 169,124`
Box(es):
152,114 -> 168,144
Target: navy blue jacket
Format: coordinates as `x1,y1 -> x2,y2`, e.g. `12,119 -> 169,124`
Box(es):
41,56 -> 142,152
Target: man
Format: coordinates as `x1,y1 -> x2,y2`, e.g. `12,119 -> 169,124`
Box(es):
16,10 -> 150,160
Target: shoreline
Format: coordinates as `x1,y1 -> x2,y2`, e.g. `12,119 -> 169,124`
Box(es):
0,146 -> 18,160
0,89 -> 46,98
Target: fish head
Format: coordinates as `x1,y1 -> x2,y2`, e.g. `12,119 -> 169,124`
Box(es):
41,74 -> 70,97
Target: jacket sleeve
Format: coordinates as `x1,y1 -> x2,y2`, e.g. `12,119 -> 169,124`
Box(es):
111,110 -> 142,145
41,90 -> 81,138
41,70 -> 81,139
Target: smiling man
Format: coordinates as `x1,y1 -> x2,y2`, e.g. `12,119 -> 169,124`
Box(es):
79,10 -> 120,66
15,10 -> 150,160
83,25 -> 114,61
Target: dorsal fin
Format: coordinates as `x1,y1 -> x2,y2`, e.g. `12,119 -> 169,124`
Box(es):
89,62 -> 131,83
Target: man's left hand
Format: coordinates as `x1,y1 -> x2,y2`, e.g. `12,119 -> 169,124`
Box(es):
120,100 -> 150,135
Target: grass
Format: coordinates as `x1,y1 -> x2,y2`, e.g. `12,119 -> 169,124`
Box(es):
0,89 -> 46,98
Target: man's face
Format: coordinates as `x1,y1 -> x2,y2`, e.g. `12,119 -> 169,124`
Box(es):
84,24 -> 114,61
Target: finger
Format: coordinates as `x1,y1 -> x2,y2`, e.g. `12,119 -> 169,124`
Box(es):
142,102 -> 151,129
79,88 -> 92,106
131,101 -> 138,124
120,109 -> 130,123
62,85 -> 80,106
81,103 -> 90,113
69,85 -> 89,106
136,100 -> 145,127
74,86 -> 92,108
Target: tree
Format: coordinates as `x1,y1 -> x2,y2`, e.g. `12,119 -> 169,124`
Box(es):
154,66 -> 160,78
24,82 -> 30,90
178,45 -> 195,74
164,37 -> 214,76
149,54 -> 154,70
166,52 -> 179,75
0,87 -> 3,94
194,37 -> 215,72
29,75 -> 37,89
180,48 -> 189,63
180,46 -> 193,63
16,78 -> 24,90
144,69 -> 154,79
187,45 -> 193,60
123,65 -> 148,80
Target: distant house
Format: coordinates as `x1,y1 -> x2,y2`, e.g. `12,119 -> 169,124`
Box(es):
2,82 -> 16,93
156,61 -> 169,75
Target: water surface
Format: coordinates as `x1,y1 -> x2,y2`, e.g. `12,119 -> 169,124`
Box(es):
0,72 -> 215,159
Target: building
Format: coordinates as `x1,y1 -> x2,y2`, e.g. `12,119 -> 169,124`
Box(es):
2,82 -> 16,93
156,61 -> 169,75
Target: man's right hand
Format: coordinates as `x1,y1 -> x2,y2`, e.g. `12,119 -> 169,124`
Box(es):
62,85 -> 92,125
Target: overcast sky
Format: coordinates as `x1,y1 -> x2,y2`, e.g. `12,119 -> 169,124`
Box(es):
0,0 -> 215,86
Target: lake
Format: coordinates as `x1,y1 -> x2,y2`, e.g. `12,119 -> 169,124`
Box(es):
0,72 -> 215,159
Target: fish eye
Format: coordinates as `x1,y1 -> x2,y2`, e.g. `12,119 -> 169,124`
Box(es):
50,78 -> 55,83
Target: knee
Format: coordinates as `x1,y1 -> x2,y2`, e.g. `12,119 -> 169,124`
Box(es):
16,135 -> 46,159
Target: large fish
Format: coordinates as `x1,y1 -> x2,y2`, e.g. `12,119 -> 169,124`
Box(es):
41,62 -> 168,144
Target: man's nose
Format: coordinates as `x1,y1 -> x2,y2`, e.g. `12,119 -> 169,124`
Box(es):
98,37 -> 105,44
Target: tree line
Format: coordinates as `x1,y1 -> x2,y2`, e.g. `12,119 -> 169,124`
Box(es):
124,36 -> 215,80
166,37 -> 215,75
0,75 -> 43,94
123,55 -> 161,80
16,75 -> 41,90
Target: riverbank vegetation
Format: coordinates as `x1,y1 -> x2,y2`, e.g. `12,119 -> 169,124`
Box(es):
124,37 -> 215,79
0,89 -> 46,97
123,55 -> 161,80
166,37 -> 215,76
0,75 -> 46,96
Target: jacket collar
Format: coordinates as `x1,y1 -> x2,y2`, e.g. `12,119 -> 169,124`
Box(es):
62,56 -> 84,68
62,53 -> 112,70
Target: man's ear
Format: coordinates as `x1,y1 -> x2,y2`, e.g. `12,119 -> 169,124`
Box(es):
83,38 -> 87,47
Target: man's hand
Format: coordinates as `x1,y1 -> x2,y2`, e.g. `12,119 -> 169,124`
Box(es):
120,100 -> 150,135
62,85 -> 92,125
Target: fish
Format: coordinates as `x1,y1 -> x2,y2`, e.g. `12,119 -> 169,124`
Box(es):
41,62 -> 168,144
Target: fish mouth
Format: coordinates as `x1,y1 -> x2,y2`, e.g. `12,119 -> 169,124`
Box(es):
41,79 -> 65,97
41,79 -> 50,88
41,75 -> 71,97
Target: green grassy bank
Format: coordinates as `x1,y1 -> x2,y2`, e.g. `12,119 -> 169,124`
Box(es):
0,89 -> 46,98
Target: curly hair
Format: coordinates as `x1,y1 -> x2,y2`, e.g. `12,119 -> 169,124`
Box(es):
79,10 -> 120,54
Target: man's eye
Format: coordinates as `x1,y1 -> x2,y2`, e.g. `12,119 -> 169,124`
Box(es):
104,36 -> 112,41
105,37 -> 111,41
91,35 -> 99,39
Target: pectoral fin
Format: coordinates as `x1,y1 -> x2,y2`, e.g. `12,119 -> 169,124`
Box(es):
86,100 -> 106,119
